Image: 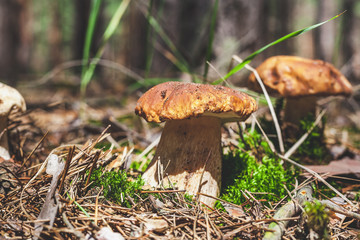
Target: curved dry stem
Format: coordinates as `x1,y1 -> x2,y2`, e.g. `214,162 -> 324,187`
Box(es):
233,55 -> 285,154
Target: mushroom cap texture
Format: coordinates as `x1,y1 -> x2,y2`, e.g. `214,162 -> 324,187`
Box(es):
0,82 -> 26,116
135,81 -> 258,123
248,55 -> 353,98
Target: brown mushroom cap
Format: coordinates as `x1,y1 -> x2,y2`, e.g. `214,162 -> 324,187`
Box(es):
248,55 -> 353,98
135,81 -> 258,123
0,82 -> 26,116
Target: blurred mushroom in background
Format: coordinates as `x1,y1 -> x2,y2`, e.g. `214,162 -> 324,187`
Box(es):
248,55 -> 352,125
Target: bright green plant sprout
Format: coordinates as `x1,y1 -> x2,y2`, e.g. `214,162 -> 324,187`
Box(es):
304,200 -> 330,239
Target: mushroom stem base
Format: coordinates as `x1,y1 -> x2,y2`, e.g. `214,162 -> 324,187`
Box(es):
142,117 -> 222,206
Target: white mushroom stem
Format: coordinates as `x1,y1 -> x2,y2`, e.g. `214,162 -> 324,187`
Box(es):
284,96 -> 318,125
142,116 -> 222,206
0,116 -> 10,160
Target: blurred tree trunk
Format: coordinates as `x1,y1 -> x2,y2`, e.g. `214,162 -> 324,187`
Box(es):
340,0 -> 356,82
212,0 -> 264,79
123,0 -> 212,77
72,1 -> 104,58
0,0 -> 24,85
17,0 -> 31,75
150,0 -> 211,75
313,0 -> 336,61
271,0 -> 294,55
72,0 -> 91,61
123,2 -> 147,72
313,0 -> 326,60
49,0 -> 62,67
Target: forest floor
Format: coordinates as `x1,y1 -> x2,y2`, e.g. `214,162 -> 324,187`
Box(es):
0,80 -> 360,239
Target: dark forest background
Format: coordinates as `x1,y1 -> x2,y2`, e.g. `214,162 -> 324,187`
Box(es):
0,0 -> 359,93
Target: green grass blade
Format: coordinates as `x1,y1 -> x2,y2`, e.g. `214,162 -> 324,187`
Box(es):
67,192 -> 91,218
80,0 -> 130,97
203,0 -> 218,81
212,11 -> 345,85
102,0 -> 129,41
81,0 -> 102,78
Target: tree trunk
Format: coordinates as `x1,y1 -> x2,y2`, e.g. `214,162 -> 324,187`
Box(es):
0,0 -> 23,85
272,0 -> 294,55
49,0 -> 62,67
313,0 -> 336,61
72,0 -> 91,61
340,0 -> 356,82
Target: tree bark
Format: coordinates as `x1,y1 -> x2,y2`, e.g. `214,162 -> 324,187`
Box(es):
0,0 -> 23,84
340,0 -> 356,82
72,0 -> 91,61
49,0 -> 63,67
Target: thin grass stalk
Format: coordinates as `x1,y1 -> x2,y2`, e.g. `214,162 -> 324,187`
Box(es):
251,115 -> 276,153
212,11 -> 345,85
203,0 -> 218,81
234,55 -> 285,154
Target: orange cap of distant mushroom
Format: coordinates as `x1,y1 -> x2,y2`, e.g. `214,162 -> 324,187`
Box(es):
135,81 -> 258,123
248,55 -> 353,98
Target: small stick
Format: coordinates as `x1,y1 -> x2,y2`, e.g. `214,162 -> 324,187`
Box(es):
263,185 -> 313,240
94,186 -> 103,226
18,131 -> 48,171
233,55 -> 285,154
284,109 -> 326,158
58,146 -> 75,193
85,150 -> 101,187
140,189 -> 186,194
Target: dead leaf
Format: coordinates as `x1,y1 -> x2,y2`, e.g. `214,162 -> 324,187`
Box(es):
143,217 -> 168,232
222,202 -> 245,217
305,158 -> 360,177
33,154 -> 65,240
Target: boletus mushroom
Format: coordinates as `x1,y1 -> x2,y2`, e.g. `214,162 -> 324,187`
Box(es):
248,55 -> 352,124
135,81 -> 257,206
0,82 -> 26,160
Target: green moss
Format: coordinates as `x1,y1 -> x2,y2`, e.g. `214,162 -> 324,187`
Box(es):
220,130 -> 297,205
355,192 -> 360,202
89,167 -> 146,208
304,200 -> 330,239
